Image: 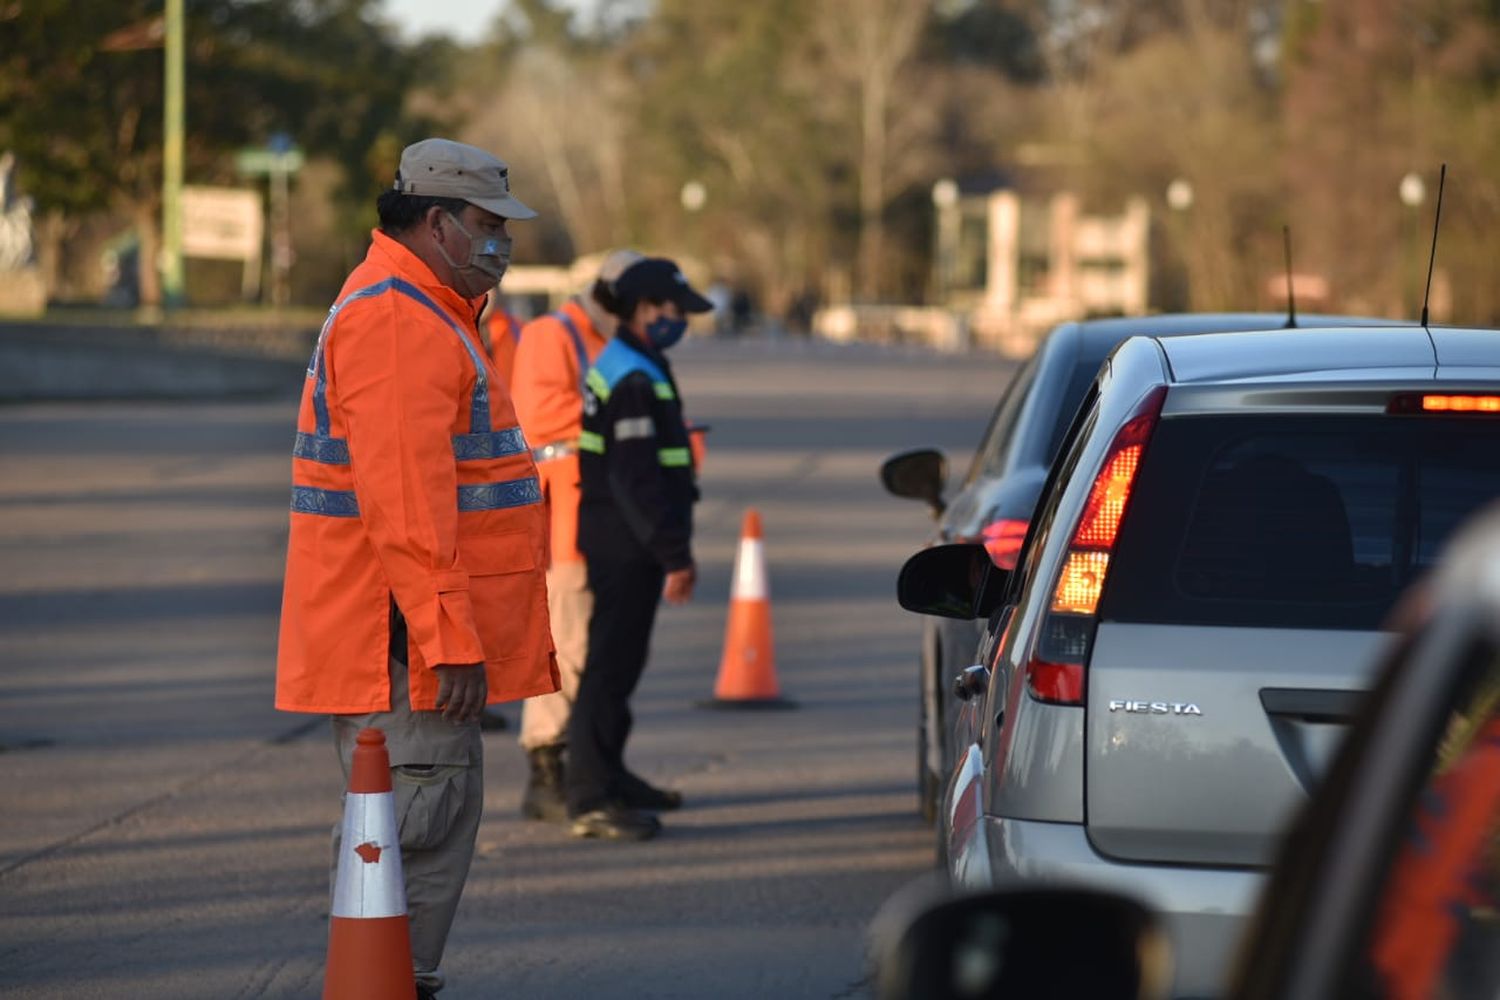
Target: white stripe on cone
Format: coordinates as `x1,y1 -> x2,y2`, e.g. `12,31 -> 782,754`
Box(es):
733,538 -> 768,601
331,791 -> 406,920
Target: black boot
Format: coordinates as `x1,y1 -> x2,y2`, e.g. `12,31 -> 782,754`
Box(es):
521,744 -> 568,822
619,770 -> 684,811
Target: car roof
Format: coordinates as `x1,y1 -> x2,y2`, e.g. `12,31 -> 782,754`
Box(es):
1061,312 -> 1395,357
1154,325 -> 1500,384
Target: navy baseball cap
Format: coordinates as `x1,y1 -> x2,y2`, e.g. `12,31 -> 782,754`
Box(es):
613,258 -> 713,314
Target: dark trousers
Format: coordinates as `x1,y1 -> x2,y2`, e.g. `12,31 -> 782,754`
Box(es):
566,549 -> 665,815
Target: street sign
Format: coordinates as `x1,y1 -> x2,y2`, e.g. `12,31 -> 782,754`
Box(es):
181,186 -> 262,261
235,148 -> 305,176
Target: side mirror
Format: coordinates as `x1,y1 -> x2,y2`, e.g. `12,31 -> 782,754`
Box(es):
897,543 -> 1009,621
874,886 -> 1174,1000
881,449 -> 948,516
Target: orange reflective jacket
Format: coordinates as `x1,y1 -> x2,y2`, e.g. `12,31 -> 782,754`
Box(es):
276,230 -> 559,715
485,307 -> 522,387
511,299 -> 610,565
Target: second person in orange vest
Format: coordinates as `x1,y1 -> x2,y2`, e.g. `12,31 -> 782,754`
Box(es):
508,249 -> 645,821
482,294 -> 524,387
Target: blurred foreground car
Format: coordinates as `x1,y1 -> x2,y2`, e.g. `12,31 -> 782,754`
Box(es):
881,313 -> 1388,824
898,325 -> 1500,995
877,502 -> 1500,1000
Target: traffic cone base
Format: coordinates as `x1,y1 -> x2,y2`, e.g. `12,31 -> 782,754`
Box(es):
325,916 -> 413,1000
324,728 -> 415,1000
697,694 -> 797,710
700,509 -> 795,710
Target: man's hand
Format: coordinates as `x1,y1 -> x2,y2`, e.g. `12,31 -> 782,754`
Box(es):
434,663 -> 487,723
663,564 -> 696,605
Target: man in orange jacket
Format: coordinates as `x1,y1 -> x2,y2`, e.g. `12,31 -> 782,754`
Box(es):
276,137 -> 557,1000
508,249 -> 642,820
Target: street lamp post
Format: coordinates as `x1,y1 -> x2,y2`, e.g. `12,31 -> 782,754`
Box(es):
161,0 -> 185,308
679,180 -> 707,214
1166,178 -> 1194,213
1399,171 -> 1426,319
678,180 -> 707,275
931,178 -> 958,304
1166,178 -> 1194,308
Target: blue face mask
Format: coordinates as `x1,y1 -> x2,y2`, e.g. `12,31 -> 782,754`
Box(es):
646,316 -> 688,350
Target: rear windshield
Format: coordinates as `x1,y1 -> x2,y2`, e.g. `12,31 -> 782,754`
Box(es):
1101,415 -> 1500,630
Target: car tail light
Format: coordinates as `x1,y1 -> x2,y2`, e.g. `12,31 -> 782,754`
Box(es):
1388,393 -> 1500,415
1423,394 -> 1500,412
1027,658 -> 1084,703
1051,551 -> 1111,614
980,518 -> 1028,569
1070,435 -> 1148,549
1026,387 -> 1167,706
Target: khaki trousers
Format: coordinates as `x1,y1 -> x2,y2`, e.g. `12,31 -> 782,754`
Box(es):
332,656 -> 483,995
519,559 -> 592,750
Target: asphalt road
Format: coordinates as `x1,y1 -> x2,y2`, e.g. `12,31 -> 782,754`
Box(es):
0,334 -> 1010,1000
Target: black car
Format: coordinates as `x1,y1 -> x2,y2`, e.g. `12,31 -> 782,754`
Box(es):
882,313 -> 1390,825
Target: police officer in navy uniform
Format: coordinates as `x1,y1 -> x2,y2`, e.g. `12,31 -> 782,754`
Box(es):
568,257 -> 712,840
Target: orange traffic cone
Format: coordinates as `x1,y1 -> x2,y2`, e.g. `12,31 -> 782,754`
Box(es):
700,509 -> 795,709
324,728 -> 415,1000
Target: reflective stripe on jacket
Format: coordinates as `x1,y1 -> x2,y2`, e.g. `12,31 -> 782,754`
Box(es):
577,330 -> 698,571
511,298 -> 609,566
276,229 -> 559,715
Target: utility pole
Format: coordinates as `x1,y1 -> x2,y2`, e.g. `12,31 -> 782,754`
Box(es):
161,0 -> 185,308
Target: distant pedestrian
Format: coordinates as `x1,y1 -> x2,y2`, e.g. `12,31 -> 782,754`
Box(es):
705,279 -> 732,336
276,137 -> 558,999
508,249 -> 644,822
569,257 -> 713,840
787,288 -> 817,336
730,287 -> 753,335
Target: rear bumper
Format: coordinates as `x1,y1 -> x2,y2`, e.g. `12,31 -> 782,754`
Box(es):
954,815 -> 1263,998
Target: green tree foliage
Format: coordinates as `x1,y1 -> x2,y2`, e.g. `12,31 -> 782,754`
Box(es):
9,0 -> 1500,321
627,0 -> 835,306
462,0 -> 1045,308
0,0 -> 438,303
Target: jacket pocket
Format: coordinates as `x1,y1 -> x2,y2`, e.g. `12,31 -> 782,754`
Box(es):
461,531 -> 542,664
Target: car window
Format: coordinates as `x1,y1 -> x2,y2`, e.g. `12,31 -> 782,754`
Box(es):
964,356 -> 1039,487
1102,416 -> 1500,631
1042,353 -> 1111,465
1360,640 -> 1500,1000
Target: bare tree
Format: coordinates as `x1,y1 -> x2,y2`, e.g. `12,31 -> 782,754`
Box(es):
811,0 -> 933,301
465,45 -> 631,257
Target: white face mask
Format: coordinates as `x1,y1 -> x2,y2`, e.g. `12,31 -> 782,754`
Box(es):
436,211 -> 511,283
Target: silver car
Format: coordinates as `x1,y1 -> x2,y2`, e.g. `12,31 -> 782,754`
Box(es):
878,500 -> 1500,1000
898,324 -> 1500,997
883,313 -> 1391,827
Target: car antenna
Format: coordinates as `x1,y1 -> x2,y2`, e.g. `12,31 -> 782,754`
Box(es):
1282,224 -> 1297,328
1420,163 -> 1447,329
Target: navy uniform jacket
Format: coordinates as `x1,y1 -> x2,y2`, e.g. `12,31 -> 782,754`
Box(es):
577,328 -> 698,570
